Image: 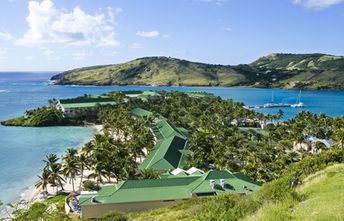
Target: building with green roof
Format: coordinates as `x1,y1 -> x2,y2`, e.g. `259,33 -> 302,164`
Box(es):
78,169 -> 260,218
131,107 -> 154,118
133,109 -> 189,171
58,95 -> 116,117
123,90 -> 160,102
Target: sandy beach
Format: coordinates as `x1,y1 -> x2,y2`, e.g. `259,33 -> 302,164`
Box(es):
0,124 -> 103,219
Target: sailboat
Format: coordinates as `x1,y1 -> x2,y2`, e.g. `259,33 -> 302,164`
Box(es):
263,92 -> 291,108
291,90 -> 305,108
263,92 -> 275,108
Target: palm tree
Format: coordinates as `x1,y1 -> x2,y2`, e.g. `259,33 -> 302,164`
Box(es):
334,128 -> 344,148
43,153 -> 59,170
49,162 -> 65,193
88,163 -> 104,185
63,159 -> 80,192
35,168 -> 51,193
79,153 -> 89,189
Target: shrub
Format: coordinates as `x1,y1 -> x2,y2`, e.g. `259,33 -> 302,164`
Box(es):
82,180 -> 100,191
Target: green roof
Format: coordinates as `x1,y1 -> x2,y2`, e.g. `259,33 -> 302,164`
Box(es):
61,101 -> 116,109
139,119 -> 189,171
79,169 -> 260,206
124,91 -> 159,101
131,108 -> 153,118
59,95 -> 116,109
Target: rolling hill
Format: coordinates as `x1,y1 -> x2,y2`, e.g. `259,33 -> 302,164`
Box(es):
51,53 -> 344,90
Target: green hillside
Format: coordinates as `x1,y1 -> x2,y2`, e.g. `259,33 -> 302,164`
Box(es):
243,163 -> 344,221
51,53 -> 344,90
51,57 -> 259,87
250,53 -> 344,90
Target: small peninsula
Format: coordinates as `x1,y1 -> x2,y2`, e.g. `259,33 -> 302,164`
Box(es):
51,53 -> 344,90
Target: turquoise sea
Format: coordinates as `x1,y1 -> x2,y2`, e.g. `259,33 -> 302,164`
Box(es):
1,72 -> 344,206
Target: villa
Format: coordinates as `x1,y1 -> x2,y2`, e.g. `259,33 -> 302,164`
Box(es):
78,168 -> 260,218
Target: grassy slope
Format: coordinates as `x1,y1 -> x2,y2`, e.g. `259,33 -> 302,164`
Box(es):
51,57 -> 261,87
51,54 -> 344,89
250,53 -> 344,89
128,198 -> 206,221
243,164 -> 344,221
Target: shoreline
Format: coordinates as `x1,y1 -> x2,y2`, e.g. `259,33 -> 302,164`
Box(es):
0,124 -> 102,219
50,82 -> 344,91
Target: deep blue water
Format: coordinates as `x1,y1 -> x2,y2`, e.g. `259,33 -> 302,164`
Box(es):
1,72 -> 344,205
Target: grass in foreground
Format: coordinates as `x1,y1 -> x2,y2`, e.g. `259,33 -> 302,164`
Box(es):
243,164 -> 344,221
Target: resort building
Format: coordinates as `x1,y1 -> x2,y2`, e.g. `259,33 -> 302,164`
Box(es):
131,108 -> 190,171
57,95 -> 116,117
122,91 -> 160,102
78,168 -> 260,218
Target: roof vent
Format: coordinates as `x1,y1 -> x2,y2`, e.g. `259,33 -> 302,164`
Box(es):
210,180 -> 215,190
220,179 -> 225,189
91,196 -> 101,204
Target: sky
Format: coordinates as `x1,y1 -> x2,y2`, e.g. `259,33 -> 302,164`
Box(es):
0,0 -> 344,71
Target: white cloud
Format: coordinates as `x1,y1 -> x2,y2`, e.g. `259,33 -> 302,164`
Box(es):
292,0 -> 344,10
0,31 -> 13,41
15,0 -> 120,47
222,27 -> 232,32
136,30 -> 160,38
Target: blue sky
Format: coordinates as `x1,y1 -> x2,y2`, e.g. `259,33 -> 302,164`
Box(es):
0,0 -> 343,71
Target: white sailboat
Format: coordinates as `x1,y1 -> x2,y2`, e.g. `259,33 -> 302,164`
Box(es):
263,91 -> 291,108
291,90 -> 305,108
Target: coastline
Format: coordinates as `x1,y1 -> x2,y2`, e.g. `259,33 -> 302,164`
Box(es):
50,82 -> 344,91
0,124 -> 102,219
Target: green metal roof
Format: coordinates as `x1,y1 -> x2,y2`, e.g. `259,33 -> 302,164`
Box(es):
131,108 -> 153,118
130,108 -> 189,171
61,101 -> 116,109
59,95 -> 116,109
139,119 -> 189,171
79,169 -> 260,206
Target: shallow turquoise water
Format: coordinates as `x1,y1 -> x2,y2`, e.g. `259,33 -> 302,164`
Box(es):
1,72 -> 344,205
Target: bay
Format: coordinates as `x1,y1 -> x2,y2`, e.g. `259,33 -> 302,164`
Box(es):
1,72 -> 344,205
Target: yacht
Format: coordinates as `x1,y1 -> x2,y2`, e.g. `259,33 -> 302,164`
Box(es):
291,90 -> 306,108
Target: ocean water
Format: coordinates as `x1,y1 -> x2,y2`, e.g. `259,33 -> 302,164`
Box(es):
1,72 -> 344,205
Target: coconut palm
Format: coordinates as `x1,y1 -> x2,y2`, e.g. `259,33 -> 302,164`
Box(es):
43,153 -> 59,170
79,153 -> 89,189
334,128 -> 344,148
35,168 -> 51,193
49,162 -> 65,193
63,158 -> 80,192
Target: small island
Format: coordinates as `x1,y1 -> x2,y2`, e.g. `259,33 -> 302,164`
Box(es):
51,53 -> 344,90
2,90 -> 344,220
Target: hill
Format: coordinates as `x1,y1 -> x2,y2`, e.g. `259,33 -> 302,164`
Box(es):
51,57 -> 259,87
51,53 -> 344,90
251,53 -> 344,90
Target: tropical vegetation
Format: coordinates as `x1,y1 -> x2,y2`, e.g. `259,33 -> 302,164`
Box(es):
3,90 -> 344,220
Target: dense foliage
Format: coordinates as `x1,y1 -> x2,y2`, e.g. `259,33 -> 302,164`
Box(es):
4,91 -> 344,220
0,106 -> 72,126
